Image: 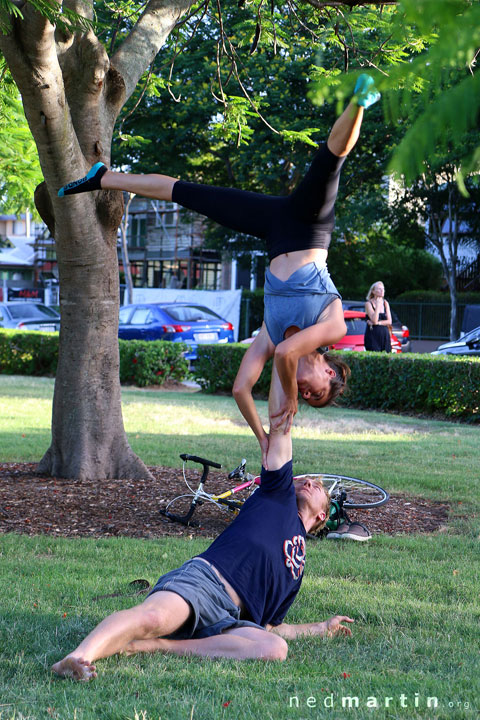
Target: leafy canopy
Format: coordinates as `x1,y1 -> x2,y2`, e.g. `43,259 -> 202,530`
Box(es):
0,59 -> 43,213
308,0 -> 480,186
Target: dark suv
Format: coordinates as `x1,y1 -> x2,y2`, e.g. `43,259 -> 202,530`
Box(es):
342,300 -> 411,352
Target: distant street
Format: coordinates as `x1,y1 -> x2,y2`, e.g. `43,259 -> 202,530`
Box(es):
411,340 -> 442,353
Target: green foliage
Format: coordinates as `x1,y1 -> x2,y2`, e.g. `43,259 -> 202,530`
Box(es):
118,339 -> 188,387
337,351 -> 480,421
310,1 -> 480,185
194,343 -> 272,396
327,238 -> 444,299
0,60 -> 43,213
0,329 -> 58,375
396,290 -> 480,304
194,344 -> 480,421
0,330 -> 189,386
0,0 -> 92,34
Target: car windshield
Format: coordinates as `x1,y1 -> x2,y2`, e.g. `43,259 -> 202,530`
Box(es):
164,305 -> 222,322
119,307 -> 132,324
6,303 -> 59,320
345,317 -> 367,335
461,325 -> 480,343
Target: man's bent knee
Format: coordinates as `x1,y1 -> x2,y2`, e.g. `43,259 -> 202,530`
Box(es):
138,591 -> 191,638
264,633 -> 288,661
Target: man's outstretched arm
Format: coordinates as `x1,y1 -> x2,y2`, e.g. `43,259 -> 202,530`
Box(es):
266,616 -> 354,639
265,363 -> 293,470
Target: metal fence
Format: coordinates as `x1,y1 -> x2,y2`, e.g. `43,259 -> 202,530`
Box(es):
390,302 -> 469,340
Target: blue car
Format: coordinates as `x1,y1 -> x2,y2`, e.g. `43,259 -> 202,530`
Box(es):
118,303 -> 235,360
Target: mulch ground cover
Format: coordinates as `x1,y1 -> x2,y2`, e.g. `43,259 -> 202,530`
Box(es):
0,462 -> 450,540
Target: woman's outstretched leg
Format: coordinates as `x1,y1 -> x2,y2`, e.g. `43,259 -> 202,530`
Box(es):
327,101 -> 364,157
286,75 -> 380,227
58,163 -> 178,201
101,170 -> 178,200
58,165 -> 279,239
327,72 -> 380,156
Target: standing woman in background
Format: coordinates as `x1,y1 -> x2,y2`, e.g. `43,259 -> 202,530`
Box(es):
364,281 -> 392,352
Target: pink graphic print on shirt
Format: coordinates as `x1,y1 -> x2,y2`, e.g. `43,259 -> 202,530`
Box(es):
283,535 -> 306,580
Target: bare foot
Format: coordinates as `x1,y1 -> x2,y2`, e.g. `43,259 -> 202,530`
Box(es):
51,656 -> 97,681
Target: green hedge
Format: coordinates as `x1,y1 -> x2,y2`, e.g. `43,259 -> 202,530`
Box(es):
0,329 -> 59,375
194,343 -> 272,396
336,352 -> 480,421
118,339 -> 188,387
194,345 -> 480,421
0,330 -> 189,387
395,290 -> 480,303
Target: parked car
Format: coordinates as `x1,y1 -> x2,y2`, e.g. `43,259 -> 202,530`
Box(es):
461,305 -> 480,335
118,303 -> 235,361
0,302 -> 61,331
330,310 -> 402,353
342,300 -> 411,352
431,325 -> 480,357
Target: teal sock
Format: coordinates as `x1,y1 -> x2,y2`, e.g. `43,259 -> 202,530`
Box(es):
58,162 -> 108,197
354,74 -> 380,109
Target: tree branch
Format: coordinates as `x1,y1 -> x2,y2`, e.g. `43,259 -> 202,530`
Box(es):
302,0 -> 397,8
63,0 -> 94,22
0,3 -> 98,199
111,0 -> 195,102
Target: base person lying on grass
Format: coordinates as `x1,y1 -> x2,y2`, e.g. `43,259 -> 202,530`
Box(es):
52,367 -> 353,681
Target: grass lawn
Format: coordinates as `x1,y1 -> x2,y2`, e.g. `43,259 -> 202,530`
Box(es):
0,376 -> 479,719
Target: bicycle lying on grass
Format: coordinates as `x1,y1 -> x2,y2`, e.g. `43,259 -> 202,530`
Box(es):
160,454 -> 389,536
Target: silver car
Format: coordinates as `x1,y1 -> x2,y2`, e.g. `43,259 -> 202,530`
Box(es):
0,302 -> 61,331
431,326 -> 480,357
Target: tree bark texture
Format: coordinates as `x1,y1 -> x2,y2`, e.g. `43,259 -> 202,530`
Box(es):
0,0 -> 193,479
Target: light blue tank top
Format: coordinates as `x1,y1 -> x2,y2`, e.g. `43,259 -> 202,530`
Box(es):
263,262 -> 341,346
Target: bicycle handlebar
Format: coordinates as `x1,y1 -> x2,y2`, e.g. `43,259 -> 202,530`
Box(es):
179,453 -> 222,469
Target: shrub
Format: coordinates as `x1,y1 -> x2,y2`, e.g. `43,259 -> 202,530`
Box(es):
118,339 -> 188,387
194,344 -> 480,421
0,330 -> 189,387
0,329 -> 59,375
395,290 -> 480,304
336,352 -> 480,421
194,343 -> 272,396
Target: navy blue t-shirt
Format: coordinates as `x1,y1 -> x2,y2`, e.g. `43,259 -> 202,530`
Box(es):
198,460 -> 306,627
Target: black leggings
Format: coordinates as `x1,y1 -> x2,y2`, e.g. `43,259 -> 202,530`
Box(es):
172,143 -> 346,261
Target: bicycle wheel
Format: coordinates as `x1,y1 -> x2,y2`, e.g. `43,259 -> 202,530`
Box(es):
294,474 -> 389,509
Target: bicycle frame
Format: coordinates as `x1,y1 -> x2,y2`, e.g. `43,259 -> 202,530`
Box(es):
160,454 -> 389,529
160,454 -> 260,526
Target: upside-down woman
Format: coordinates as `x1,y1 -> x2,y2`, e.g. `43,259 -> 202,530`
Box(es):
58,75 -> 380,466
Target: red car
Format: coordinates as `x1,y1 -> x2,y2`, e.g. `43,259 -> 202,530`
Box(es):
330,310 -> 402,353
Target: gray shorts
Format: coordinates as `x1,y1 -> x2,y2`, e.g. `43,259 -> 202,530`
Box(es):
148,558 -> 264,640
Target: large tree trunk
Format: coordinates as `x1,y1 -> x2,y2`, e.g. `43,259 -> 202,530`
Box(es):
0,0 -> 192,479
